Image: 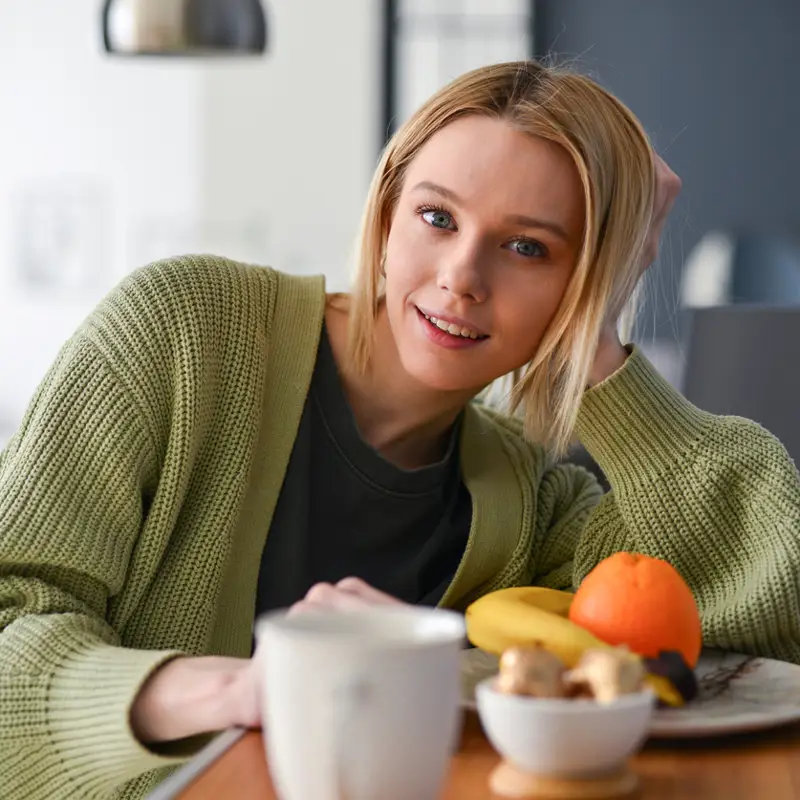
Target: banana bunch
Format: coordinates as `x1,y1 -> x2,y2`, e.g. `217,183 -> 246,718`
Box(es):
465,586 -> 685,706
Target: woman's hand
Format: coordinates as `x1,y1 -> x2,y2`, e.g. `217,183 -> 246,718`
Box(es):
130,578 -> 402,744
640,154 -> 682,272
588,154 -> 682,387
130,655 -> 262,744
289,576 -> 406,615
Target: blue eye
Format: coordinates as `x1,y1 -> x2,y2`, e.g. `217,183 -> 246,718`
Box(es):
509,239 -> 546,258
421,208 -> 456,230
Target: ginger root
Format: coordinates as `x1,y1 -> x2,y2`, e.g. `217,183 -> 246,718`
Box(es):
565,647 -> 646,704
495,644 -> 568,698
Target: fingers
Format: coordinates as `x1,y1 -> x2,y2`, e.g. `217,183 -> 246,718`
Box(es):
652,154 -> 681,221
288,578 -> 404,615
311,581 -> 372,609
287,582 -> 370,615
640,154 -> 682,269
335,576 -> 402,605
234,658 -> 265,730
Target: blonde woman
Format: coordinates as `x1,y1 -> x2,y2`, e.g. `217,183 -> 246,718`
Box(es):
1,61 -> 799,799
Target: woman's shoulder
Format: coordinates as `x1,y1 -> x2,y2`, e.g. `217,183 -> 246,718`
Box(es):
68,255 -> 291,401
112,253 -> 279,316
82,255 -> 280,349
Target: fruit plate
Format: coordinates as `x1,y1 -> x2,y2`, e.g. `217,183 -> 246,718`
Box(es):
460,648 -> 800,739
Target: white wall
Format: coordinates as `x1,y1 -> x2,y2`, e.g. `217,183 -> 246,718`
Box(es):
0,0 -> 379,440
198,0 -> 378,285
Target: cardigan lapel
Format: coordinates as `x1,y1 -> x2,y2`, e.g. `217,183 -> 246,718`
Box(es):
439,403 -> 529,610
214,268 -> 325,656
256,269 -> 327,532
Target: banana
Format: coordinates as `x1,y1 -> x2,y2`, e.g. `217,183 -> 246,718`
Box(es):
644,673 -> 683,707
502,586 -> 575,617
465,586 -> 685,707
465,587 -> 604,667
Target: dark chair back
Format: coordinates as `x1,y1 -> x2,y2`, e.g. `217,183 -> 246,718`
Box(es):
682,306 -> 800,466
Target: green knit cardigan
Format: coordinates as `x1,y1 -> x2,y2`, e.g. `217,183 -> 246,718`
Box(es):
1,255 -> 799,799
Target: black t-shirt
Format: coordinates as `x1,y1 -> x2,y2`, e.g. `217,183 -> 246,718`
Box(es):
255,324 -> 472,614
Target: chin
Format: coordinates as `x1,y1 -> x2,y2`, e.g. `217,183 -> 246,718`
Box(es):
397,349 -> 492,395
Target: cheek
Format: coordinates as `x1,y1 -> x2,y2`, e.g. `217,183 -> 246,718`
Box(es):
499,275 -> 570,353
384,220 -> 434,294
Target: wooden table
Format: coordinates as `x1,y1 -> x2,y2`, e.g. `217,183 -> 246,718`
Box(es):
170,711 -> 800,799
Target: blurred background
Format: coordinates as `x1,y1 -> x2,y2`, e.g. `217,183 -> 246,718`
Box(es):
1,0 -> 799,461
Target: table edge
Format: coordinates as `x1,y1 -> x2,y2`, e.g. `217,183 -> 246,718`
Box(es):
145,727 -> 248,800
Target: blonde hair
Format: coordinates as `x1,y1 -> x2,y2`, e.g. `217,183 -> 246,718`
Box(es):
348,60 -> 656,459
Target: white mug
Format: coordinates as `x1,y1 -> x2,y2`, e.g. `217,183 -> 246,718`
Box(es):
255,605 -> 466,800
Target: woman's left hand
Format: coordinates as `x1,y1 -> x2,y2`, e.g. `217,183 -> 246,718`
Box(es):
289,576 -> 405,614
588,154 -> 682,387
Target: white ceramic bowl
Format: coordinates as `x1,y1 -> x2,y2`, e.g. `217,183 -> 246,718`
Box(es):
476,677 -> 655,778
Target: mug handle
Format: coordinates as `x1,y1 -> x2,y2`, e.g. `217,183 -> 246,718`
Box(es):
333,676 -> 372,800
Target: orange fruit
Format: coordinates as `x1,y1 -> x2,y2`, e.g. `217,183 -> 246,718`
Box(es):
568,552 -> 702,667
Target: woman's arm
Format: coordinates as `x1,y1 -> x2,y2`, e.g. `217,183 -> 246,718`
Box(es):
0,256 -> 273,797
0,333 -> 266,797
130,655 -> 257,742
533,348 -> 800,664
532,150 -> 799,663
0,334 -> 195,799
0,254 -> 298,798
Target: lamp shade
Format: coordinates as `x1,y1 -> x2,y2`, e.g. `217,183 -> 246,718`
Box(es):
102,0 -> 267,56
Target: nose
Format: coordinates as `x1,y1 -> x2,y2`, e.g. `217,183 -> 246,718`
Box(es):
435,240 -> 488,303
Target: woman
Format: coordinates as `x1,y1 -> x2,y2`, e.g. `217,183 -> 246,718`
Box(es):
1,60 -> 799,799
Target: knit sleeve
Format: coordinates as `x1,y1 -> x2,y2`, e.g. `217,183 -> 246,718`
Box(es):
0,333 -> 189,799
536,347 -> 800,665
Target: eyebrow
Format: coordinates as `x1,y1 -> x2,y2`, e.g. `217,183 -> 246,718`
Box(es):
411,180 -> 572,243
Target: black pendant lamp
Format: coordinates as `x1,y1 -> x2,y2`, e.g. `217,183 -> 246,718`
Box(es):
102,0 -> 268,57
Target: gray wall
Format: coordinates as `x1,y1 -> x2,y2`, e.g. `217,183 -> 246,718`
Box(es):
534,0 -> 800,337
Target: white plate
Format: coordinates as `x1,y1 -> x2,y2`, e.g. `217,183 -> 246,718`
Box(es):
460,648 -> 800,739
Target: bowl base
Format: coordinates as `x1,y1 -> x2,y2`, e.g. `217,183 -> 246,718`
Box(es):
488,759 -> 639,799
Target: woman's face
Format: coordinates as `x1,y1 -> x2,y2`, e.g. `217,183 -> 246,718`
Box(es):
383,115 -> 585,393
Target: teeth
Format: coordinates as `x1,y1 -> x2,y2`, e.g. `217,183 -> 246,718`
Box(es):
423,313 -> 484,340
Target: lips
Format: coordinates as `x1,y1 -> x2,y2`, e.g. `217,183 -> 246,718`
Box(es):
416,306 -> 489,340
